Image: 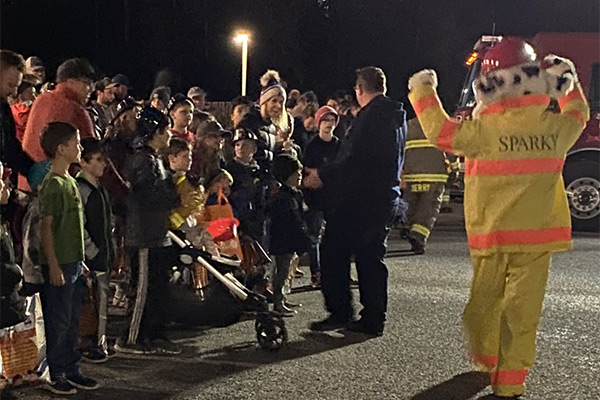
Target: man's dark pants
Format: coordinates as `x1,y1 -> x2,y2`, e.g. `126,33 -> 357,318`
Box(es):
319,208 -> 394,330
42,262 -> 84,380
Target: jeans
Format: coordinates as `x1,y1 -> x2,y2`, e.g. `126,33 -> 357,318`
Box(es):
272,253 -> 294,305
42,262 -> 84,380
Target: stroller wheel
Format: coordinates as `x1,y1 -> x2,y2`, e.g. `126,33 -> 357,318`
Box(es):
256,317 -> 287,351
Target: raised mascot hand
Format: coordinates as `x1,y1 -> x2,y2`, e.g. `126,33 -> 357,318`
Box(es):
408,69 -> 438,92
542,54 -> 578,97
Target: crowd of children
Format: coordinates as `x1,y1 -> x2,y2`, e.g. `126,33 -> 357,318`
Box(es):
0,50 -> 350,395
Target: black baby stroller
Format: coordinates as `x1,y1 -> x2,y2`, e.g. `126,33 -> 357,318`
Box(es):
167,231 -> 288,351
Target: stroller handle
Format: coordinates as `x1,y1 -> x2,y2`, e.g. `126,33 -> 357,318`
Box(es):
167,231 -> 242,268
167,231 -> 248,301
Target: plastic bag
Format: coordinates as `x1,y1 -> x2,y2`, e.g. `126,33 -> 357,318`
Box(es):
203,189 -> 235,221
0,294 -> 48,384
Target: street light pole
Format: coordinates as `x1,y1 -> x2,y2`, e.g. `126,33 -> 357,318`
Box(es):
234,33 -> 250,96
241,36 -> 248,96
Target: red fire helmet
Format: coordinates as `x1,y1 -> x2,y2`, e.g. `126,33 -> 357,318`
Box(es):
481,37 -> 538,74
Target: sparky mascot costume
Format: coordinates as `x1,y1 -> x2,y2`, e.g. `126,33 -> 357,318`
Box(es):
407,38 -> 589,398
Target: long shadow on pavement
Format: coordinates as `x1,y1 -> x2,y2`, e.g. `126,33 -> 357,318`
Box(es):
12,331 -> 372,399
410,371 -> 490,400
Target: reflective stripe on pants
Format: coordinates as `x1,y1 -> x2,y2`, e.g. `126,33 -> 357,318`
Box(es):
463,252 -> 551,397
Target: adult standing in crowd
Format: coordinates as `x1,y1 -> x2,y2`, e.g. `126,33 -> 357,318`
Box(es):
23,59 -> 129,200
11,74 -> 40,142
305,66 -> 406,337
91,77 -> 118,134
111,73 -> 131,102
187,86 -> 207,111
238,70 -> 292,171
25,56 -> 46,85
23,58 -> 97,164
0,50 -> 34,180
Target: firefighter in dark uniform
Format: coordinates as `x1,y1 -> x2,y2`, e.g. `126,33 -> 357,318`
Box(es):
440,153 -> 460,213
403,118 -> 458,254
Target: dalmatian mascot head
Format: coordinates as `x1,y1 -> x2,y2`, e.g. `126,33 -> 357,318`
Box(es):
409,36 -> 579,118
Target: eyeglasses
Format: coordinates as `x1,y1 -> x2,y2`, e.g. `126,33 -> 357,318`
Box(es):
321,117 -> 337,123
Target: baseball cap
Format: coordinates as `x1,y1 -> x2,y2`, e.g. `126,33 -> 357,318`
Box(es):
94,77 -> 119,92
187,86 -> 206,99
204,120 -> 232,138
25,56 -> 44,70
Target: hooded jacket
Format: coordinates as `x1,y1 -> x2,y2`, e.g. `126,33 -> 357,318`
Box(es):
409,82 -> 589,255
319,95 -> 406,228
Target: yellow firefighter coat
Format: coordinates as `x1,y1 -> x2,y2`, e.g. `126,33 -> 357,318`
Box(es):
408,84 -> 590,255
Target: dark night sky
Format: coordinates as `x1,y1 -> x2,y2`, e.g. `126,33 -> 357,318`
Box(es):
1,0 -> 598,113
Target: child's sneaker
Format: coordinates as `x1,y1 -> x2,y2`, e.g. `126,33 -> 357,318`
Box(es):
44,376 -> 77,395
114,338 -> 155,355
66,373 -> 100,390
152,337 -> 182,355
310,273 -> 321,289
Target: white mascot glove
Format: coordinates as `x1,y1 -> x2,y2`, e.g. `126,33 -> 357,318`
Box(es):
543,54 -> 578,97
408,69 -> 438,92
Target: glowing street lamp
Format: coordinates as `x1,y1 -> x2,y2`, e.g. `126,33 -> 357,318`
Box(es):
234,32 -> 250,96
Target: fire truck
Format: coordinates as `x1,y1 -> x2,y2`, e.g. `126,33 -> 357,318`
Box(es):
453,33 -> 600,232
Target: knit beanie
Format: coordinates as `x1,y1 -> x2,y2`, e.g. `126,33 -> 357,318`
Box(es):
150,86 -> 171,106
259,70 -> 287,106
314,105 -> 339,128
272,153 -> 303,183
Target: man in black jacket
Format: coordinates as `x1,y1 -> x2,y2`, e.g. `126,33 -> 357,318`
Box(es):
0,50 -> 34,181
304,66 -> 406,336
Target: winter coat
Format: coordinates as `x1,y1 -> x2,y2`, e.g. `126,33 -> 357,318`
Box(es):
302,135 -> 340,210
10,102 -> 32,142
1,220 -> 26,329
238,106 -> 278,170
319,95 -> 406,228
76,174 -> 115,272
409,83 -> 590,255
268,184 -> 310,255
123,145 -> 179,248
226,158 -> 270,240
